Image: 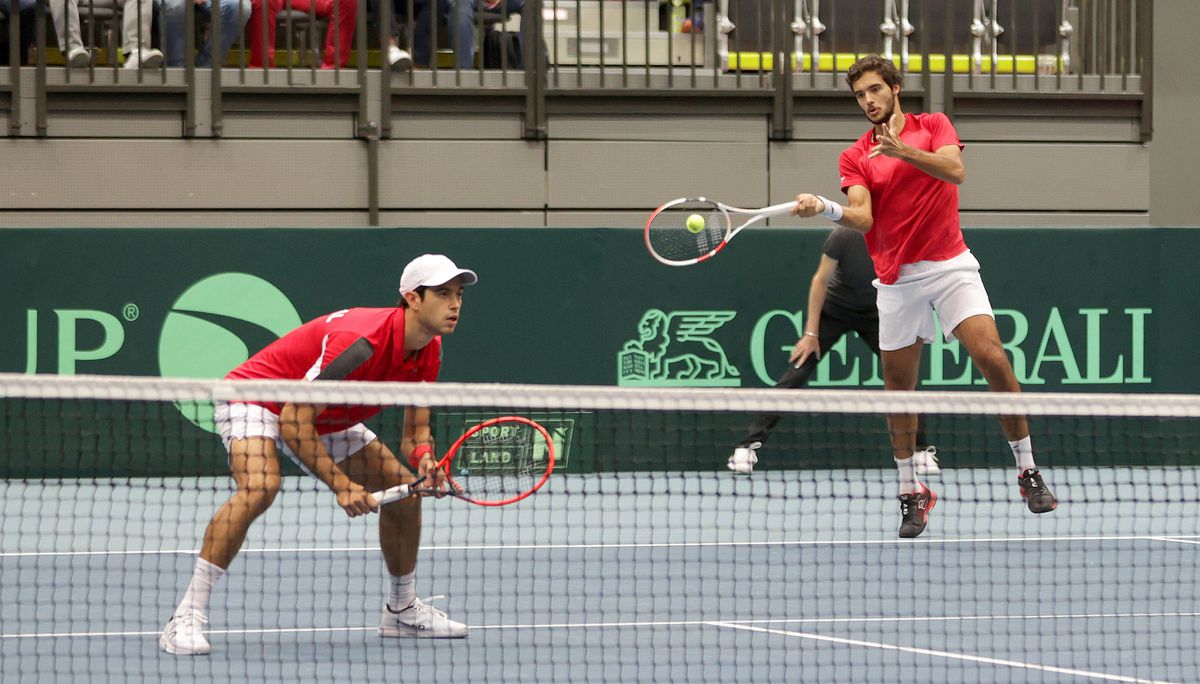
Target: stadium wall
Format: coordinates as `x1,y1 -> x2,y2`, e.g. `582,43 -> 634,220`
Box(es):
0,109 -> 1151,229
1148,0 -> 1200,228
15,0 -> 1200,229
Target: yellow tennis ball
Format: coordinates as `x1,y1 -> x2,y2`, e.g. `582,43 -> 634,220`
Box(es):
686,214 -> 705,233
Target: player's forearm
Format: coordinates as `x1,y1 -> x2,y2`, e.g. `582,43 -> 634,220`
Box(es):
837,205 -> 873,233
900,148 -> 964,185
296,432 -> 353,493
280,404 -> 352,493
400,436 -> 433,461
812,194 -> 871,233
804,280 -> 829,335
400,413 -> 434,465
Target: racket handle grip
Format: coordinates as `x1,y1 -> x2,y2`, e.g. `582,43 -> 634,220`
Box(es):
763,200 -> 800,217
371,476 -> 427,506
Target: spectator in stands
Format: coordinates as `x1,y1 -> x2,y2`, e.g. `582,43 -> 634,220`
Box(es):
365,0 -> 414,70
246,0 -> 356,68
125,0 -> 166,66
161,0 -> 252,67
120,0 -> 164,66
48,0 -> 163,68
411,0 -> 525,69
12,0 -> 38,65
47,0 -> 92,67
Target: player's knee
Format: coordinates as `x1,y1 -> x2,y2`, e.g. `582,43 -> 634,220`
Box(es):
883,369 -> 917,390
236,479 -> 281,516
973,346 -> 1013,377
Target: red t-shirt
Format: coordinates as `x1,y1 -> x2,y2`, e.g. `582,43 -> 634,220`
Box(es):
226,307 -> 441,433
839,112 -> 967,284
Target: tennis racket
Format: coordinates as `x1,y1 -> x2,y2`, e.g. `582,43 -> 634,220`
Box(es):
644,197 -> 799,266
371,416 -> 556,507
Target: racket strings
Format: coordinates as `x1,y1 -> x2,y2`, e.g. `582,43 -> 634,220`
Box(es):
699,209 -> 725,251
646,201 -> 727,263
449,424 -> 549,502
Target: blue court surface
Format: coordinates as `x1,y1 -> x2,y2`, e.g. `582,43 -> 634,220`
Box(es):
3,468 -> 1198,683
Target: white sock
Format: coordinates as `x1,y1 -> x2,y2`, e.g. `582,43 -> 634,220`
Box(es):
895,456 -> 921,495
177,557 -> 226,615
1009,436 -> 1036,473
387,572 -> 416,612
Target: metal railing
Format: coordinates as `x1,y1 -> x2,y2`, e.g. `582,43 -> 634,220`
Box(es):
0,0 -> 1150,139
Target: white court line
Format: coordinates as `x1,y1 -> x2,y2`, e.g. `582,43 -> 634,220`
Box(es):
1151,536 -> 1200,546
6,611 -> 1199,640
2,626 -> 376,639
4,533 -> 1199,558
709,622 -> 1179,684
470,611 -> 1200,630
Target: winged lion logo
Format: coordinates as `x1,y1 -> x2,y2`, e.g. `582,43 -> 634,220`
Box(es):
618,309 -> 741,387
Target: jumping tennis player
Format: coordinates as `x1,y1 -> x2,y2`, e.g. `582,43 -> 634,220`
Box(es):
790,55 -> 1056,538
161,254 -> 477,655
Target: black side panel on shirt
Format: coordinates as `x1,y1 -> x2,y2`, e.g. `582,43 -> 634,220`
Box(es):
316,338 -> 375,381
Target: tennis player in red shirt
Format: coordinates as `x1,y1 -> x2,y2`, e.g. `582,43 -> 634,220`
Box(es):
161,254 -> 477,655
791,55 -> 1056,538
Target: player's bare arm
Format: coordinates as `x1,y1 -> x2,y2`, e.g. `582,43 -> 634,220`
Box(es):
793,186 -> 873,235
403,406 -> 445,492
801,183 -> 868,234
791,254 -> 839,367
279,401 -> 377,517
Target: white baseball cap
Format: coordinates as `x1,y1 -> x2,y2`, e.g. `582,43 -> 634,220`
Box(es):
398,254 -> 478,296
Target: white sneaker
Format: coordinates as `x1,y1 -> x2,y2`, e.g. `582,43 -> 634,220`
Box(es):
66,47 -> 91,68
727,442 -> 761,474
124,48 -> 164,69
159,609 -> 212,655
914,445 -> 941,476
387,45 -> 413,71
379,596 -> 468,638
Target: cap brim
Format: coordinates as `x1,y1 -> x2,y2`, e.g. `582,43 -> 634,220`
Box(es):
424,268 -> 478,288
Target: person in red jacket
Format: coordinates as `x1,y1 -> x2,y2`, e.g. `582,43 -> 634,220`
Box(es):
161,254 -> 477,655
247,0 -> 357,68
791,55 -> 1056,538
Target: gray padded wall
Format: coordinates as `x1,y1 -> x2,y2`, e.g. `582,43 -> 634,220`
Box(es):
0,139 -> 368,209
1150,0 -> 1200,227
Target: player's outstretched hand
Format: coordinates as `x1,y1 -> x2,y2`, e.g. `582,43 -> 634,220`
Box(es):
793,193 -> 825,218
790,334 -> 821,368
869,115 -> 908,159
337,485 -> 379,517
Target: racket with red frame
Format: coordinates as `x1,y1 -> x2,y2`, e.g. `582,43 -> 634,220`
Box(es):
371,416 -> 556,507
644,197 -> 799,266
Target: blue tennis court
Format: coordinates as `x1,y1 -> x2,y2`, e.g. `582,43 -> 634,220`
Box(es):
3,469 -> 1197,683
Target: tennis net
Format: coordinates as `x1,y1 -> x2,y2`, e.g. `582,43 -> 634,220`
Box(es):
2,373 -> 1198,683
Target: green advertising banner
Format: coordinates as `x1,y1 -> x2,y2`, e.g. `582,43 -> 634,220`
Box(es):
1,226 -> 1196,477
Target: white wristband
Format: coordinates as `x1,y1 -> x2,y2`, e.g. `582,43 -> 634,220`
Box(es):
816,196 -> 844,222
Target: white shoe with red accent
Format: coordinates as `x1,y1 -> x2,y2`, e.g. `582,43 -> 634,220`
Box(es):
898,483 -> 938,538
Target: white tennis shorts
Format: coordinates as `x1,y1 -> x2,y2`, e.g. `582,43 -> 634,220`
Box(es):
213,401 -> 378,474
874,250 -> 995,351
